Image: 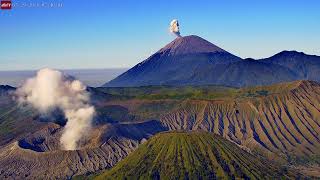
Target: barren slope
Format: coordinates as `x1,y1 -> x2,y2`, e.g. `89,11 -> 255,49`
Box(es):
1,80 -> 320,178
0,121 -> 165,179
160,81 -> 320,159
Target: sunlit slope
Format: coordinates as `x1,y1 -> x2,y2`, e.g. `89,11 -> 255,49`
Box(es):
96,132 -> 293,179
160,81 -> 320,158
0,97 -> 46,147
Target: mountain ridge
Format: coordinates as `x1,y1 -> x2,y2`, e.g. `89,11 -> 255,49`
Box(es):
260,50 -> 320,81
104,35 -> 320,87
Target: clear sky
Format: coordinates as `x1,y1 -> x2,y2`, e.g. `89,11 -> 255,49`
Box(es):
0,0 -> 319,70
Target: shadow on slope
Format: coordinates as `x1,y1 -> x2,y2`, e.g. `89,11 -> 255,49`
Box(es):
96,131 -> 297,179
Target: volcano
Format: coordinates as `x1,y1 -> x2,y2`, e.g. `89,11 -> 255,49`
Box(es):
1,80 -> 320,178
104,35 -> 242,87
103,35 -> 320,87
158,35 -> 227,55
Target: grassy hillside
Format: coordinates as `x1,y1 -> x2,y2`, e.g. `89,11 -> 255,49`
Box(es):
97,85 -> 238,100
95,132 -> 294,180
97,80 -> 307,101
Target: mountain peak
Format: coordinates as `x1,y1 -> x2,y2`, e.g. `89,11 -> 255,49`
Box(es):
159,35 -> 227,56
271,50 -> 306,58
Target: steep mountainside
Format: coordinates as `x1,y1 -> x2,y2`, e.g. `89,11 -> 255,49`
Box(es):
104,35 -> 242,87
214,59 -> 297,87
0,99 -> 47,147
104,35 -> 320,87
261,51 -> 320,82
96,132 -> 295,179
0,120 -> 166,179
158,35 -> 227,55
160,81 -> 320,159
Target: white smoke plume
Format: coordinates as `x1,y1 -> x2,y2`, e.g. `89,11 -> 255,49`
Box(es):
169,19 -> 181,37
16,68 -> 95,150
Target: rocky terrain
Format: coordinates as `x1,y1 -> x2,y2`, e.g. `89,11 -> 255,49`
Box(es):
0,121 -> 165,179
0,80 -> 320,178
160,81 -> 320,159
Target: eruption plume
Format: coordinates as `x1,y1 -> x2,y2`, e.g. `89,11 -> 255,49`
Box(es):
169,19 -> 181,37
16,68 -> 95,150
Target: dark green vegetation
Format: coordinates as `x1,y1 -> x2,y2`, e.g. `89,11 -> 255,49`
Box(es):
97,80 -> 301,101
97,85 -> 237,100
96,132 -> 295,180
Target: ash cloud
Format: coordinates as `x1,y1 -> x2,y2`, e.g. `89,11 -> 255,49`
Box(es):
16,68 -> 95,150
169,19 -> 181,37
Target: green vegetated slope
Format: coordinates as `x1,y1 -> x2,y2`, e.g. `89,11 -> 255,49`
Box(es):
97,85 -> 237,100
97,80 -> 303,101
95,132 -> 295,180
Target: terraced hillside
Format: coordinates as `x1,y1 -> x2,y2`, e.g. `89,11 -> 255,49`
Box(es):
96,132 -> 295,179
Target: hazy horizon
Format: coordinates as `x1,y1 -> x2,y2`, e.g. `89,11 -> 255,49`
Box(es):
0,68 -> 128,87
1,0 -> 319,71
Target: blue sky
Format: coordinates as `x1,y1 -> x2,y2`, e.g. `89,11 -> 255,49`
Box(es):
0,0 -> 319,70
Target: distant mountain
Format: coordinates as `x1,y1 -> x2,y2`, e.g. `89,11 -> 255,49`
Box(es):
0,85 -> 15,96
104,35 -> 242,87
191,59 -> 297,87
103,35 -> 320,87
96,132 -> 295,179
261,51 -> 320,82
